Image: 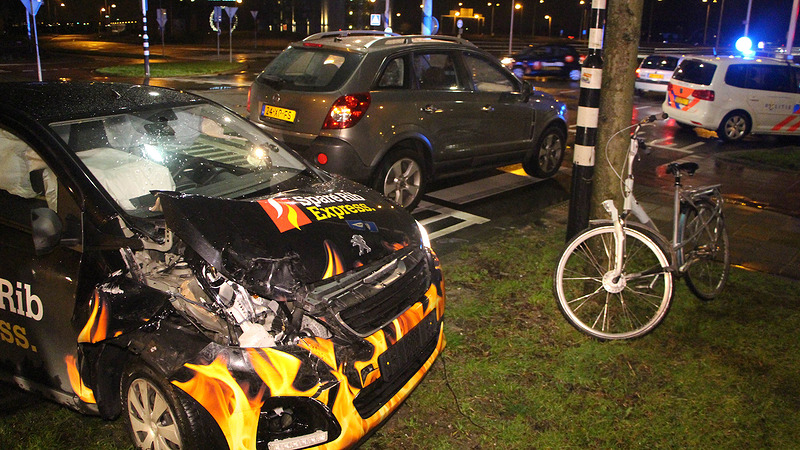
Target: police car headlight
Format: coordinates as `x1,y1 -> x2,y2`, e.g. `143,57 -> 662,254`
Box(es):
501,57 -> 515,66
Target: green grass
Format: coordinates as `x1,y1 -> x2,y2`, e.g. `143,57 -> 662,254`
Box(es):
721,145 -> 800,171
1,218 -> 798,449
95,61 -> 245,78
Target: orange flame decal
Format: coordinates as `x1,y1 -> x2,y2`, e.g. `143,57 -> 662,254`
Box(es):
259,198 -> 312,233
173,355 -> 265,450
322,240 -> 345,279
65,354 -> 96,404
77,291 -> 108,344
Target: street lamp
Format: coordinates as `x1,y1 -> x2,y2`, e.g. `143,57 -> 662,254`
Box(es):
488,2 -> 498,36
702,0 -> 716,46
544,14 -> 551,37
508,2 -> 521,54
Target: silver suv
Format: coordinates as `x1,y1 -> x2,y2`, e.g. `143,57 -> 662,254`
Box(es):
248,31 -> 568,209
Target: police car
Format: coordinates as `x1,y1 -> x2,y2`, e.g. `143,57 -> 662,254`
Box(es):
664,55 -> 800,141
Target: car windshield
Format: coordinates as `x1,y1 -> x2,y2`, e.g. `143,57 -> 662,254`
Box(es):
257,46 -> 363,92
49,103 -> 317,217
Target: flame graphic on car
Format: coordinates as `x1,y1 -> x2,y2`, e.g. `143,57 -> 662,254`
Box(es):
259,198 -> 312,233
78,291 -> 108,344
173,355 -> 266,450
172,283 -> 445,450
322,240 -> 345,279
65,354 -> 96,404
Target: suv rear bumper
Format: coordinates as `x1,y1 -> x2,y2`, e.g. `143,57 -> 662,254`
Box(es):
301,136 -> 374,184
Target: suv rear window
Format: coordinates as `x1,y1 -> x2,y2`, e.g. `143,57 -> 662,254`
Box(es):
257,47 -> 363,92
642,55 -> 680,71
672,59 -> 717,86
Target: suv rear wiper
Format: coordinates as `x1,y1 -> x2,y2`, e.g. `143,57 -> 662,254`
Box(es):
259,74 -> 285,90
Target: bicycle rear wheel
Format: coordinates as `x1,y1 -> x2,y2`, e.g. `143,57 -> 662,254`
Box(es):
554,223 -> 674,340
679,199 -> 730,300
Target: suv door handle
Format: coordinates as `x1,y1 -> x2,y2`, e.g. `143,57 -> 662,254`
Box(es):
481,105 -> 495,112
422,105 -> 443,114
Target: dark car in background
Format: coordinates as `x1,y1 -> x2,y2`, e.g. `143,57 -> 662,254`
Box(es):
0,81 -> 445,449
248,31 -> 568,210
501,44 -> 583,81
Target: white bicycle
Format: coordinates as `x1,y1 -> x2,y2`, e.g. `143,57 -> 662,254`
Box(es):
554,114 -> 730,340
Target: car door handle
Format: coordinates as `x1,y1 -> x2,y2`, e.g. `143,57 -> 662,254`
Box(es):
421,105 -> 443,114
481,105 -> 495,112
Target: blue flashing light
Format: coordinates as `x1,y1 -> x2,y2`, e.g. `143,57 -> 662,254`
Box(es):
736,36 -> 754,55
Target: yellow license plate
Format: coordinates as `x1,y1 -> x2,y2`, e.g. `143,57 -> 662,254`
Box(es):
648,73 -> 664,79
262,104 -> 296,123
674,97 -> 689,106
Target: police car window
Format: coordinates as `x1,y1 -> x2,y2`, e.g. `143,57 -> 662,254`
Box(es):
757,66 -> 794,93
463,53 -> 516,93
414,52 -> 464,91
673,60 -> 716,85
725,65 -> 748,89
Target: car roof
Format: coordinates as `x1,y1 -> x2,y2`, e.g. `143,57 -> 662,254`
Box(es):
296,31 -> 477,53
0,81 -> 204,123
681,55 -> 799,68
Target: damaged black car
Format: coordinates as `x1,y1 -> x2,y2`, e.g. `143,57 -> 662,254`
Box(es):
0,81 -> 445,449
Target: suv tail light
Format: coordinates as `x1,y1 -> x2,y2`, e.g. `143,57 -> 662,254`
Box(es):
246,87 -> 251,112
692,89 -> 715,101
322,93 -> 371,129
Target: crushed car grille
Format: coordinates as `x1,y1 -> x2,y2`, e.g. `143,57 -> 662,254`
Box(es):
353,309 -> 441,418
335,250 -> 431,336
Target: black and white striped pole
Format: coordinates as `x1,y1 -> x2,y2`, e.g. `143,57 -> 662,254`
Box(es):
566,0 -> 606,239
141,0 -> 151,82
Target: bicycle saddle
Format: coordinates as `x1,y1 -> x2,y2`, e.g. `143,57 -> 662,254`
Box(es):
666,162 -> 699,176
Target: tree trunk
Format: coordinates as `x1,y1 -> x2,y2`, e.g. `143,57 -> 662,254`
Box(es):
591,0 -> 644,220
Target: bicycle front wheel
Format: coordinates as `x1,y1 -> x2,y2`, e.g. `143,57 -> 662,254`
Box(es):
679,199 -> 730,300
554,224 -> 674,340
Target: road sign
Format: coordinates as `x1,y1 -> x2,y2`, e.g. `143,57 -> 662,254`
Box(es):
20,0 -> 43,16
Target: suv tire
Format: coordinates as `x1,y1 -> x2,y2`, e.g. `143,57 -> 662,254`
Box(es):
717,111 -> 751,142
373,146 -> 427,210
523,125 -> 566,178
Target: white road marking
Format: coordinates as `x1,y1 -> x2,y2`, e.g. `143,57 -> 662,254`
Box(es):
426,171 -> 545,204
415,201 -> 490,240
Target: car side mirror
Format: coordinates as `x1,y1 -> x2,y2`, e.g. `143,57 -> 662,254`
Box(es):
521,81 -> 533,102
31,207 -> 63,255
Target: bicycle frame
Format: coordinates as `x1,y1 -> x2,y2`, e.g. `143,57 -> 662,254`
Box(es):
604,117 -> 724,276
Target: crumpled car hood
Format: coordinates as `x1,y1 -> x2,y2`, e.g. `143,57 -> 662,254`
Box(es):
157,178 -> 421,291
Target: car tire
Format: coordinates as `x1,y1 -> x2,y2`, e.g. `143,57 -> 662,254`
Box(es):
717,111 -> 751,142
512,66 -> 525,79
523,125 -> 566,179
569,69 -> 581,81
373,146 -> 427,210
122,362 -> 224,450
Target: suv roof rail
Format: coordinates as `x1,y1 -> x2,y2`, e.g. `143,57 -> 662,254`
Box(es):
303,30 -> 400,41
366,35 -> 477,48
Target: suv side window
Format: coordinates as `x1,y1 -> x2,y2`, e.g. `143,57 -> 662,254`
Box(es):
463,53 -> 517,93
377,56 -> 407,89
414,52 -> 464,91
726,64 -> 795,93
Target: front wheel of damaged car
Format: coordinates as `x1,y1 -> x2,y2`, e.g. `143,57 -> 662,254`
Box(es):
523,125 -> 566,179
123,363 -> 223,450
